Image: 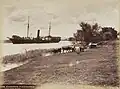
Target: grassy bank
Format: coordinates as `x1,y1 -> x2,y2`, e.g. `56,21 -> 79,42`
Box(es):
3,40 -> 120,88
1,48 -> 52,64
1,41 -> 110,64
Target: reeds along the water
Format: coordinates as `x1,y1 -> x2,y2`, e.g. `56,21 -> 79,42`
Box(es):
2,48 -> 60,64
2,49 -> 45,64
2,43 -> 90,64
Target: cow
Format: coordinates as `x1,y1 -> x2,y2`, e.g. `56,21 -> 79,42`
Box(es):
51,48 -> 62,54
62,45 -> 75,53
74,46 -> 81,54
74,43 -> 86,51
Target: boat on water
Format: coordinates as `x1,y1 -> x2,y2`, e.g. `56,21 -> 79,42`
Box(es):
7,17 -> 61,44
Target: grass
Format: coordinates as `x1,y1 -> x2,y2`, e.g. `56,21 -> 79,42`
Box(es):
1,49 -> 45,64
1,48 -> 61,64
2,40 -> 120,89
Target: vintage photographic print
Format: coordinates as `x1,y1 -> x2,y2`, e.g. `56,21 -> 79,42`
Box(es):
0,0 -> 120,89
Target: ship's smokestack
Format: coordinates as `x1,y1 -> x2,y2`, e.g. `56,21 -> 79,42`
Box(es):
37,29 -> 40,38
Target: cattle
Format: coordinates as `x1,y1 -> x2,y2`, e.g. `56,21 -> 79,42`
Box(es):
80,45 -> 85,52
49,44 -> 86,55
51,48 -> 61,54
62,46 -> 75,53
74,46 -> 81,54
73,43 -> 86,52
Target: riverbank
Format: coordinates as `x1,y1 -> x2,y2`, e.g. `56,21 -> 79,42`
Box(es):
1,40 -> 74,72
3,40 -> 120,88
2,41 -> 72,56
2,48 -> 48,64
1,48 -> 55,71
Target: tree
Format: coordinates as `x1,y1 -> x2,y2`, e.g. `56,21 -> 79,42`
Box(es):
101,27 -> 118,40
79,22 -> 100,44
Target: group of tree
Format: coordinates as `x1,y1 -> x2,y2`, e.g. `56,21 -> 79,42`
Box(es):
73,22 -> 118,44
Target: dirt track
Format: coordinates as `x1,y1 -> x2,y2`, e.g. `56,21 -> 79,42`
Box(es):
3,41 -> 120,87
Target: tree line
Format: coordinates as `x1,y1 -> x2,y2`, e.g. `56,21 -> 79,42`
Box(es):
72,22 -> 118,44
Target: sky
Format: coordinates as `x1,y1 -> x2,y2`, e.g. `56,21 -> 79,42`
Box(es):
1,0 -> 119,40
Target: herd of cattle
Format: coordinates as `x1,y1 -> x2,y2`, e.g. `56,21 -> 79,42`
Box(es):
49,45 -> 80,54
48,42 -> 99,54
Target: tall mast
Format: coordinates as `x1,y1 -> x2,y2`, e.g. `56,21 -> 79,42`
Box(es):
48,22 -> 51,36
27,16 -> 30,37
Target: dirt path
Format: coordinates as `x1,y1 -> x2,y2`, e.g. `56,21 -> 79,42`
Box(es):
3,41 -> 119,87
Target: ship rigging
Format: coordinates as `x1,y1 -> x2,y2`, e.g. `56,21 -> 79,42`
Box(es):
7,16 -> 61,44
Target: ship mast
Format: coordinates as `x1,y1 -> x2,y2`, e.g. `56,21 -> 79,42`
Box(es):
48,22 -> 51,36
27,16 -> 30,37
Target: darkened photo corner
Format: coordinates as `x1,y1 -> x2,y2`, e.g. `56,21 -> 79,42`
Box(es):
0,0 -> 120,89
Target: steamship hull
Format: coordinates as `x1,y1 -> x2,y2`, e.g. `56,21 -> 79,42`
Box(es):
9,38 -> 61,44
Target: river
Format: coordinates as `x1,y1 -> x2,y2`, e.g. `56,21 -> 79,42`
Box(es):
2,41 -> 72,57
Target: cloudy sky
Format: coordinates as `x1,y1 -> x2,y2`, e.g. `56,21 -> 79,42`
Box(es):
1,0 -> 119,40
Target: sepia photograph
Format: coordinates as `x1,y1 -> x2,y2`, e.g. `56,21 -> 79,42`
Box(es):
0,0 -> 120,89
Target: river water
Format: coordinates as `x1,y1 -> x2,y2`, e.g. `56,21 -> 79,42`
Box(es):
2,41 -> 72,57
